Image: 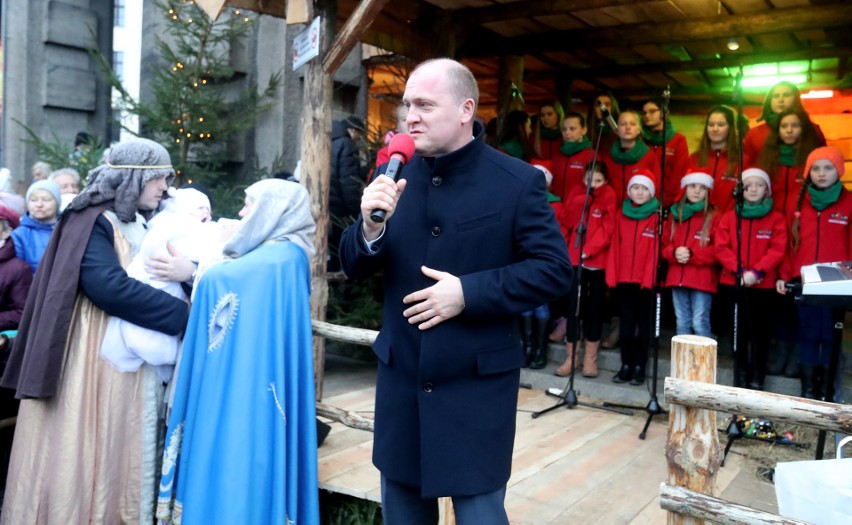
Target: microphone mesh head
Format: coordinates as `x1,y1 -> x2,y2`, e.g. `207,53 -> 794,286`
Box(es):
388,133 -> 415,162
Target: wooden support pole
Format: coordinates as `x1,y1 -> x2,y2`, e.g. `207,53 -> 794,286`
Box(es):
312,319 -> 378,346
665,378 -> 852,435
659,484 -> 810,525
666,335 -> 721,525
322,0 -> 390,74
496,55 -> 524,138
301,0 -> 335,401
316,402 -> 374,431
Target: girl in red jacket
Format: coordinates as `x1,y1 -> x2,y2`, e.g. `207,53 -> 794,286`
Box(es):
642,98 -> 689,208
776,147 -> 852,400
715,168 -> 788,390
663,171 -> 718,338
531,99 -> 564,161
688,105 -> 741,213
550,111 -> 594,200
757,107 -> 824,214
606,172 -> 659,385
603,109 -> 661,201
554,163 -> 617,378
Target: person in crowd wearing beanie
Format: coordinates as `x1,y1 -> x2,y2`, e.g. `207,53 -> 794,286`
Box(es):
688,105 -> 741,213
11,180 -> 61,274
531,99 -> 565,161
550,111 -> 594,201
0,138 -> 191,525
602,108 -> 661,202
663,170 -> 718,338
776,147 -> 851,401
0,169 -> 26,218
743,81 -> 826,166
757,107 -> 824,214
606,171 -> 660,386
553,162 -> 616,378
641,98 -> 690,208
715,168 -> 788,390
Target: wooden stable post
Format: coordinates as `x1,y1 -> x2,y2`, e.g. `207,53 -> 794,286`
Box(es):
496,54 -> 524,138
665,335 -> 722,525
659,484 -> 810,525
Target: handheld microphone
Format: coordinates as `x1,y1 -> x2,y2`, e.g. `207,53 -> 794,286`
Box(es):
599,102 -> 618,133
370,132 -> 415,223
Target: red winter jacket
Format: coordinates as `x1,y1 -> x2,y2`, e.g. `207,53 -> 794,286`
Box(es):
662,210 -> 719,293
781,188 -> 852,280
603,147 -> 661,201
743,122 -> 826,167
557,184 -> 616,270
715,207 -> 787,289
606,207 -> 659,289
550,147 -> 593,201
533,135 -> 562,161
770,164 -> 805,214
647,132 -> 689,209
688,150 -> 736,213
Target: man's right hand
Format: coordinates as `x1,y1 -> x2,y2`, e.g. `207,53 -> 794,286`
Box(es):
361,174 -> 407,241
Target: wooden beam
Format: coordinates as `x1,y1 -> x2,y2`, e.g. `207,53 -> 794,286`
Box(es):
659,484 -> 811,525
453,0 -> 641,25
462,5 -> 852,57
323,0 -> 390,74
226,0 -> 288,18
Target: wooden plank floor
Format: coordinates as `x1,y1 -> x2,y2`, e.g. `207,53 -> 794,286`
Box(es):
317,386 -> 760,524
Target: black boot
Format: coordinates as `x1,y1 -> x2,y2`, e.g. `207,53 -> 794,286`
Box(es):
520,316 -> 534,368
734,366 -> 748,389
612,364 -> 633,383
812,365 -> 825,401
529,317 -> 549,370
766,342 -> 786,376
748,372 -> 765,391
800,364 -> 816,399
629,366 -> 646,386
784,342 -> 800,378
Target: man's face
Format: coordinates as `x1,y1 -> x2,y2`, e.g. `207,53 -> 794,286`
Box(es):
138,176 -> 168,211
52,173 -> 79,195
403,65 -> 474,157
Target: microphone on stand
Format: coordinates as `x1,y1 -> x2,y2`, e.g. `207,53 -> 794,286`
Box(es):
599,102 -> 618,133
370,132 -> 416,223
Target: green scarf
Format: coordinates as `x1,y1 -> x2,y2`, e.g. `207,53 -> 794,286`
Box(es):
547,191 -> 561,203
609,139 -> 650,165
540,127 -> 562,141
779,143 -> 797,167
560,137 -> 591,157
671,199 -> 705,221
808,181 -> 843,211
641,121 -> 675,146
737,197 -> 774,219
765,113 -> 779,128
500,138 -> 525,160
622,198 -> 659,220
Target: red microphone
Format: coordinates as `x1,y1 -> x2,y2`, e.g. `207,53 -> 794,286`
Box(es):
370,133 -> 415,223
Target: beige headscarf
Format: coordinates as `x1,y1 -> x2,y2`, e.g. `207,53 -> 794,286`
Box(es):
223,179 -> 316,260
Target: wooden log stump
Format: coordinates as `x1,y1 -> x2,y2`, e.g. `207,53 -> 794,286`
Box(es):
665,335 -> 721,525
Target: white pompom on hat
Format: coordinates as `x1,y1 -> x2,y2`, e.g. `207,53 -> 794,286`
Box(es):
742,167 -> 772,196
680,170 -> 714,190
627,173 -> 656,197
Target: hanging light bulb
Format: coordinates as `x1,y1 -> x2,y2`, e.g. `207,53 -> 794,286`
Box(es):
727,37 -> 740,51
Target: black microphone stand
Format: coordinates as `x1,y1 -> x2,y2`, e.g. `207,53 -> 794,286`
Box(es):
533,118 -> 632,418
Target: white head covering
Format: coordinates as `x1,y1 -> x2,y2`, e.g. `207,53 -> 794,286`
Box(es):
680,171 -> 714,190
628,174 -> 656,197
742,168 -> 772,196
223,179 -> 316,260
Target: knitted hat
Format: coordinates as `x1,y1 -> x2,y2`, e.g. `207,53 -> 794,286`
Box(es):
742,167 -> 772,196
680,170 -> 714,190
804,146 -> 846,181
25,179 -> 61,207
628,171 -> 656,197
531,159 -> 554,187
0,204 -> 20,229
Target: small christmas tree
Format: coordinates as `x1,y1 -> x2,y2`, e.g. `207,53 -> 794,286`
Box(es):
93,0 -> 280,195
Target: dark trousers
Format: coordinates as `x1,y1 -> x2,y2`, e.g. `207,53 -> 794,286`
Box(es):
564,268 -> 606,343
725,286 -> 775,384
380,475 -> 509,525
798,303 -> 835,367
617,283 -> 653,368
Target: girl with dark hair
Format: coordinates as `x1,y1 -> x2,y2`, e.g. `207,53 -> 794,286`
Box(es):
550,111 -> 593,200
602,109 -> 661,200
532,99 -> 565,160
662,171 -> 718,338
588,91 -> 620,155
498,110 -> 535,161
642,98 -> 689,208
776,147 -> 851,400
757,107 -> 824,214
743,81 -> 825,165
553,162 -> 616,378
688,105 -> 741,213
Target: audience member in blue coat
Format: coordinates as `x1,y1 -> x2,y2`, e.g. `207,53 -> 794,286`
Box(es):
11,180 -> 61,274
340,58 -> 572,525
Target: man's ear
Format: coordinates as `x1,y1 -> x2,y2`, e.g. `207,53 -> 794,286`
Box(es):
459,98 -> 476,124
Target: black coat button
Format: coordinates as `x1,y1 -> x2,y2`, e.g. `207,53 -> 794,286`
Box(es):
432,176 -> 442,186
431,226 -> 441,237
423,382 -> 433,393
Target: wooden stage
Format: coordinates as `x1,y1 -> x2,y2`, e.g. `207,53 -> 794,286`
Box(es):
317,386 -> 764,524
